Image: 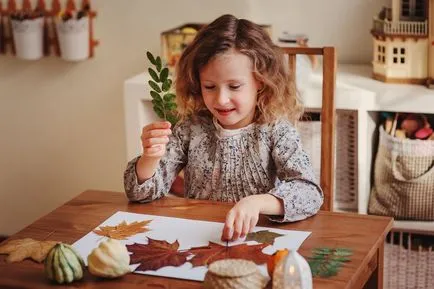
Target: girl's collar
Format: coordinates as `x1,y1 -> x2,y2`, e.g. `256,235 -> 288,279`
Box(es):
212,117 -> 256,138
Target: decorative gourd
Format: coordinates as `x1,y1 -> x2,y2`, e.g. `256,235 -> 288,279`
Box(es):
44,243 -> 85,284
267,249 -> 289,277
87,238 -> 130,278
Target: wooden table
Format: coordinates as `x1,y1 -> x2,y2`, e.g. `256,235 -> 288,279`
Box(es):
0,190 -> 393,289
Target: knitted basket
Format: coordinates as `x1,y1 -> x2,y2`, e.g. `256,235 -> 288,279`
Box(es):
203,259 -> 268,289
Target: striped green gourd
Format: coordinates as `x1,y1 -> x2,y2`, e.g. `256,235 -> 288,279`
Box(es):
44,243 -> 85,284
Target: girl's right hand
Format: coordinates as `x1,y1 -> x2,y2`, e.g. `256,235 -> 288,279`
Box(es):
141,121 -> 172,159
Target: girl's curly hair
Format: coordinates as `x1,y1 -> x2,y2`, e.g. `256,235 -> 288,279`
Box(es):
175,14 -> 303,124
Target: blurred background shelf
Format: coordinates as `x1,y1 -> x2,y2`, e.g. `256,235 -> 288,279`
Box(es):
123,63 -> 434,225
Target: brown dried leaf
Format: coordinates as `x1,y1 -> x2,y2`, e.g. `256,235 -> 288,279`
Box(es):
245,230 -> 284,245
126,238 -> 190,271
93,220 -> 152,240
0,238 -> 58,263
188,242 -> 270,267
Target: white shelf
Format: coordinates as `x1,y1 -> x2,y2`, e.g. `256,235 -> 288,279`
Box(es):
393,220 -> 434,236
124,64 -> 434,113
333,64 -> 434,113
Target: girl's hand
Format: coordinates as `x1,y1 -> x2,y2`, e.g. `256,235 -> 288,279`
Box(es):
141,121 -> 172,158
221,195 -> 261,241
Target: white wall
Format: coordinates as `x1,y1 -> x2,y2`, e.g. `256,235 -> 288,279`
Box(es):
250,0 -> 389,63
0,0 -> 383,235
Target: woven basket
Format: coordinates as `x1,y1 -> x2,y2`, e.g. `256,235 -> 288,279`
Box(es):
385,231 -> 434,289
298,110 -> 358,211
369,127 -> 434,220
203,259 -> 268,289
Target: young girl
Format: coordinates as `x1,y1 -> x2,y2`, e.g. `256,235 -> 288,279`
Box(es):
124,14 -> 323,241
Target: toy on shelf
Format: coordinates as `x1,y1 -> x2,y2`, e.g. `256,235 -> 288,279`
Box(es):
161,23 -> 205,72
371,0 -> 434,87
382,112 -> 434,140
0,0 -> 98,61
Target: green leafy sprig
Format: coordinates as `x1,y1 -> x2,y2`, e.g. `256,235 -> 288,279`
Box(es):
308,247 -> 352,278
146,51 -> 178,126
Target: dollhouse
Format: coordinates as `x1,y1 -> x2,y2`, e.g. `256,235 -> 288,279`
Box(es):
371,0 -> 433,86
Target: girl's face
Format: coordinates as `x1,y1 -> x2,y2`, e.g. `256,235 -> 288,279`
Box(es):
199,49 -> 261,130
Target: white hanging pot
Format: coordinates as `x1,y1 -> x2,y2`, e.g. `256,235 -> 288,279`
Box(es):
11,17 -> 44,60
55,16 -> 89,61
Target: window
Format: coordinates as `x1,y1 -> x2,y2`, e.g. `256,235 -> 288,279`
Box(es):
377,45 -> 386,64
392,46 -> 406,65
401,0 -> 426,21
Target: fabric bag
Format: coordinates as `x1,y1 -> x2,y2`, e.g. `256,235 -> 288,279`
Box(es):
369,127 -> 434,220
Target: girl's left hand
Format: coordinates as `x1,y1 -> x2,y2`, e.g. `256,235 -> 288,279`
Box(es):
221,195 -> 261,241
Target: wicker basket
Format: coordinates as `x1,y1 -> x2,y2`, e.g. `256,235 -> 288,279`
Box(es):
298,110 -> 358,211
203,259 -> 268,289
384,231 -> 434,289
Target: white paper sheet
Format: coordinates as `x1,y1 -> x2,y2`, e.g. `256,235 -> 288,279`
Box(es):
73,211 -> 311,281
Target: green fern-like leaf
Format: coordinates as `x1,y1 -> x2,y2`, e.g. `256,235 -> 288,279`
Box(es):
148,68 -> 159,82
148,80 -> 161,93
162,79 -> 171,92
146,51 -> 156,65
160,68 -> 169,82
146,51 -> 179,126
156,56 -> 162,72
308,247 -> 353,278
163,93 -> 176,102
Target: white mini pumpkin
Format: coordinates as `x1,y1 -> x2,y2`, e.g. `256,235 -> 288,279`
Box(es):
87,238 -> 131,278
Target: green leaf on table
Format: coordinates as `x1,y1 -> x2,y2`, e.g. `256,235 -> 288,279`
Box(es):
146,51 -> 156,65
308,247 -> 353,278
245,230 -> 284,245
149,80 -> 161,93
148,68 -> 159,82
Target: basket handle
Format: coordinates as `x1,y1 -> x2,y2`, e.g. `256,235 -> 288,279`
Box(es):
391,152 -> 434,183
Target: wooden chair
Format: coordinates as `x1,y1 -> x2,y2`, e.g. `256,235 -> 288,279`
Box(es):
280,47 -> 337,212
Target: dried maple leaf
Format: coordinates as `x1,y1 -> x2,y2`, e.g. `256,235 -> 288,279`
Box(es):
188,242 -> 270,267
93,219 -> 152,240
245,230 -> 284,245
126,238 -> 190,271
0,238 -> 58,263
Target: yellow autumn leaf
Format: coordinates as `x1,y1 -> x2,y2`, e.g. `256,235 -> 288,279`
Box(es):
0,238 -> 58,263
93,220 -> 152,240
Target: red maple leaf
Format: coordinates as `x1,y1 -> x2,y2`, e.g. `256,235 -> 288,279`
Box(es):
188,242 -> 270,267
126,238 -> 190,271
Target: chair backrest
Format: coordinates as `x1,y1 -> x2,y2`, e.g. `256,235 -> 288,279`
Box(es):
280,47 -> 337,212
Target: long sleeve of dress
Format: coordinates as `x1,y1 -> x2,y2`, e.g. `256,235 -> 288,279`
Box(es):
123,121 -> 190,202
267,121 -> 323,222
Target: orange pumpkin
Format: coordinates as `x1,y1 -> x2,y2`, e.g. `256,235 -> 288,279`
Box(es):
267,249 -> 289,277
